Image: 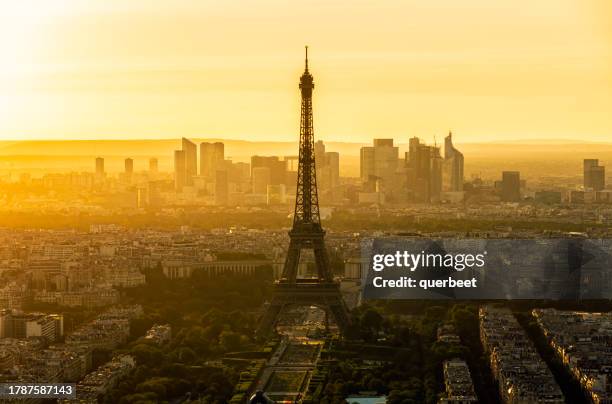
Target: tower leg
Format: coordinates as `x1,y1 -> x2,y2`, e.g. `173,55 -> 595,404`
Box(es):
324,309 -> 329,333
282,238 -> 302,282
313,236 -> 333,282
328,297 -> 351,334
256,300 -> 283,339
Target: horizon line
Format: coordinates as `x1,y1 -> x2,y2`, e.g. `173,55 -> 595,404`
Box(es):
1,137 -> 611,145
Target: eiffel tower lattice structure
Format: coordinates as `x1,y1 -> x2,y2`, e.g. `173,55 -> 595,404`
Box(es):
256,47 -> 351,338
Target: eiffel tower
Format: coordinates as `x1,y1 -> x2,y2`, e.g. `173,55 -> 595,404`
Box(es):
257,47 -> 351,337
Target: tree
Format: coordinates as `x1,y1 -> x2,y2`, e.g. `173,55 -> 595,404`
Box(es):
361,308 -> 384,336
219,330 -> 244,352
131,344 -> 163,367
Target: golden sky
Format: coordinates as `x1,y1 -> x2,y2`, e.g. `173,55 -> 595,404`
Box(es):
0,0 -> 610,143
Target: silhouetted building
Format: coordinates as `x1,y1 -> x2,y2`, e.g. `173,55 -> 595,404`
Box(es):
405,137 -> 422,200
584,159 -> 605,191
123,158 -> 134,184
501,171 -> 521,202
252,167 -> 271,194
406,138 -> 442,203
314,141 -> 340,192
360,139 -> 398,182
325,151 -> 340,188
443,132 -> 464,192
408,137 -> 420,168
360,139 -> 398,201
95,157 -> 104,178
124,158 -> 133,174
429,146 -> 443,202
182,138 -> 197,186
251,156 -> 287,185
227,161 -> 250,186
174,150 -> 186,192
315,140 -> 326,164
200,142 -> 224,179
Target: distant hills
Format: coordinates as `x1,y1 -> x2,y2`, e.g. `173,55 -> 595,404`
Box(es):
1,138 -> 611,179
0,139 -> 362,160
2,138 -> 612,159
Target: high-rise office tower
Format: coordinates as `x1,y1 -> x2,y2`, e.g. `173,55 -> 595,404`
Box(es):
417,145 -> 434,202
584,159 -> 597,187
227,162 -> 250,188
584,159 -> 605,191
200,142 -> 225,179
501,171 -> 521,202
408,137 -> 420,168
360,147 -> 375,182
415,145 -> 432,203
174,150 -> 186,191
325,151 -> 340,188
124,158 -> 134,184
252,167 -> 271,194
95,157 -> 104,177
314,140 -> 326,164
443,132 -> 464,192
429,146 -> 443,202
359,139 -> 398,185
313,140 -> 340,192
149,158 -> 158,174
591,167 -> 605,191
405,139 -> 443,203
405,137 -> 420,198
124,158 -> 133,174
182,138 -> 197,186
251,156 -> 287,185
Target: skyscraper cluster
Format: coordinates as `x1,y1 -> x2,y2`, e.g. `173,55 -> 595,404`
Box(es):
174,138 -> 228,196
358,133 -> 464,204
168,137 -> 345,206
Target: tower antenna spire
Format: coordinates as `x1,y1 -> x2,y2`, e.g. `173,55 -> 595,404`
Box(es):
305,45 -> 309,71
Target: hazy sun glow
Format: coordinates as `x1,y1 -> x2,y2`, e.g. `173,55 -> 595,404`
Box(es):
0,0 -> 610,143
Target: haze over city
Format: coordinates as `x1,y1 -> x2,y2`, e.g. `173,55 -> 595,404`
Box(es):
2,2 -> 612,404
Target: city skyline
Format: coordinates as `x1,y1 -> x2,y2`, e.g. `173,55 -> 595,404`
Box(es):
1,0 -> 611,142
1,3 -> 612,404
